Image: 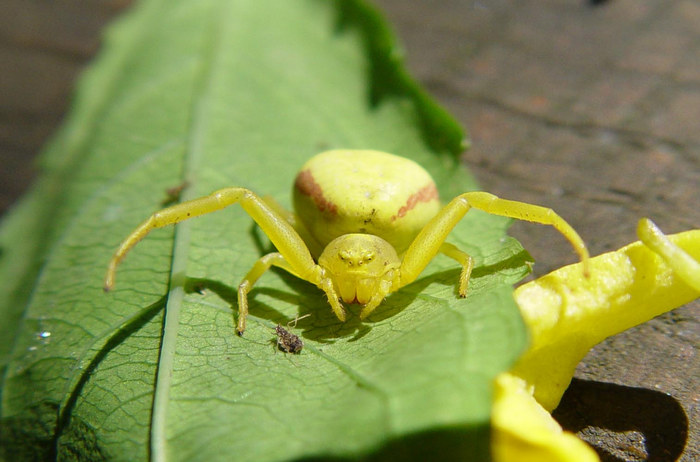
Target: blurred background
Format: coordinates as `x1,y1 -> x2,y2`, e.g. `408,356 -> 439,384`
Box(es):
0,1 -> 697,460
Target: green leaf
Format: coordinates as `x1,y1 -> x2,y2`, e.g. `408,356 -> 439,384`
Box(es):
0,0 -> 530,460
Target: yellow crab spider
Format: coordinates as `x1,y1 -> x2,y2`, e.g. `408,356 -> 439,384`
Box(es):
105,150 -> 589,335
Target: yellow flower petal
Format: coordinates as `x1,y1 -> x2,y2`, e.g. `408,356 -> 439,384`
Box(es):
492,373 -> 599,462
637,218 -> 700,290
492,221 -> 699,462
511,226 -> 699,411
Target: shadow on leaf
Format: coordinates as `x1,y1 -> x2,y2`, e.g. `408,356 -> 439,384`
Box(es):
295,422 -> 490,462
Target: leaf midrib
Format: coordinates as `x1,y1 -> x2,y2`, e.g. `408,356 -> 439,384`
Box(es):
150,3 -> 227,461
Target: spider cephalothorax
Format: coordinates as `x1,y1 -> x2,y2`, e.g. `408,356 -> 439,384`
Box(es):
105,150 -> 589,334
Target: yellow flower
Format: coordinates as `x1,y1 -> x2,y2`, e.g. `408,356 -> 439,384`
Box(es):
493,219 -> 700,461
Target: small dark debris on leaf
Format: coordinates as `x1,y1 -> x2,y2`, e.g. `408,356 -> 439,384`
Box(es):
275,314 -> 310,354
588,0 -> 611,6
161,181 -> 189,206
275,325 -> 304,353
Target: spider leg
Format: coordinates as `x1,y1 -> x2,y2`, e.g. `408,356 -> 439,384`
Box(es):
237,252 -> 302,335
398,191 -> 589,293
439,242 -> 474,297
318,276 -> 347,322
261,195 -> 324,258
105,187 -> 319,292
358,273 -> 396,320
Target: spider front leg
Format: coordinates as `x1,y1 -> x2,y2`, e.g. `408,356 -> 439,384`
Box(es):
104,187 -> 323,334
237,252 -> 347,333
439,242 -> 475,296
398,191 -> 590,293
237,252 -> 300,335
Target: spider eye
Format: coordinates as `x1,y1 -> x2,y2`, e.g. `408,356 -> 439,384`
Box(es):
338,250 -> 353,266
333,243 -> 379,269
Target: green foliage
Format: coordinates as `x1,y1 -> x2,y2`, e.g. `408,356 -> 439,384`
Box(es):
0,0 -> 530,460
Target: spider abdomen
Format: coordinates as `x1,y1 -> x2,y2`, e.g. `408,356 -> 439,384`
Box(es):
293,150 -> 441,253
